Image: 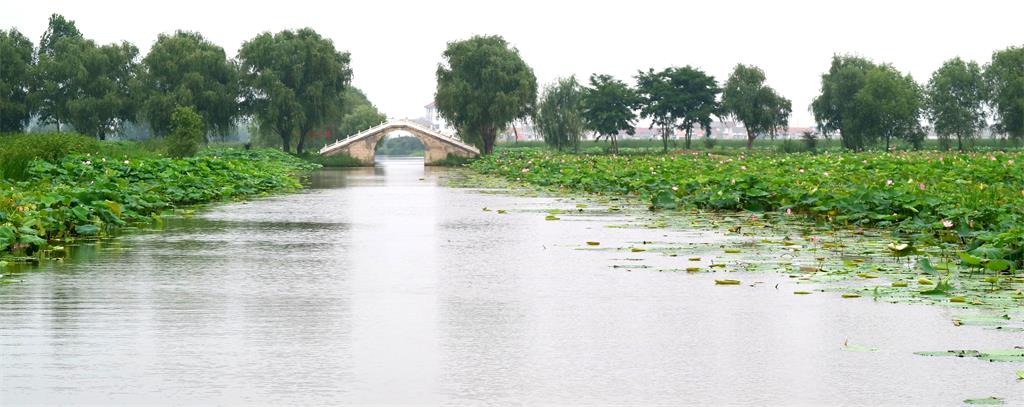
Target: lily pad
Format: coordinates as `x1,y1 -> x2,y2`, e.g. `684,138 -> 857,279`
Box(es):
544,215 -> 560,221
586,241 -> 600,246
963,397 -> 1003,405
715,279 -> 741,285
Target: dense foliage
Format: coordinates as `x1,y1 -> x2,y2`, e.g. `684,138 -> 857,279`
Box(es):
580,74 -> 638,154
435,35 -> 537,154
534,76 -> 585,152
0,28 -> 35,132
985,46 -> 1024,141
926,58 -> 988,151
812,55 -> 926,151
635,66 -> 720,151
140,31 -> 240,137
721,64 -> 792,149
472,149 -> 1024,268
239,28 -> 352,154
0,147 -> 318,256
165,106 -> 205,158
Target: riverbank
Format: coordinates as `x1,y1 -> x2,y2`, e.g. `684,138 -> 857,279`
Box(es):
467,149 -> 1024,315
0,145 -> 318,264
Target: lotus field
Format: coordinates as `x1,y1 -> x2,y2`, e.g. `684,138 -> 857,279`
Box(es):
472,149 -> 1024,271
0,148 -> 319,260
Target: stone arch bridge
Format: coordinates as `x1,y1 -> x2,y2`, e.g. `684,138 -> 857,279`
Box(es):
318,119 -> 480,165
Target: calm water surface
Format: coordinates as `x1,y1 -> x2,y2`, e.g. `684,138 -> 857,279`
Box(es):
1,157 -> 1020,405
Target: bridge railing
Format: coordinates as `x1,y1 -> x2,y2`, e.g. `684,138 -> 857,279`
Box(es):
319,118 -> 480,155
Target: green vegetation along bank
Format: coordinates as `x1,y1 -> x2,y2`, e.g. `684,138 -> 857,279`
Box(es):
1,140 -> 318,261
472,149 -> 1024,270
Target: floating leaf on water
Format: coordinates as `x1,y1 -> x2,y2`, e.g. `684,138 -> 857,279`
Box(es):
892,281 -> 908,288
575,203 -> 588,208
586,241 -> 600,246
496,209 -> 507,214
686,267 -> 700,273
799,266 -> 820,273
630,247 -> 646,252
841,293 -> 861,298
794,290 -> 812,295
688,257 -> 701,261
918,277 -> 935,285
715,279 -> 741,285
482,207 -> 491,212
1016,370 -> 1023,380
841,343 -> 879,352
958,252 -> 985,266
544,215 -> 560,221
963,397 -> 1004,405
915,348 -> 1023,362
724,248 -> 742,254
952,314 -> 1011,327
950,297 -> 967,303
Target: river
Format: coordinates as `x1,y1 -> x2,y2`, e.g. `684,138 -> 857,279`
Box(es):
1,157 -> 1020,405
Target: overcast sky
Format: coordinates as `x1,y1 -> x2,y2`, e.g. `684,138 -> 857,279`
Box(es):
4,0 -> 1022,126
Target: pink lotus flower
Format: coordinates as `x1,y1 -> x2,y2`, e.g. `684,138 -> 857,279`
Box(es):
918,183 -> 926,191
942,219 -> 953,228
886,179 -> 894,186
786,208 -> 793,216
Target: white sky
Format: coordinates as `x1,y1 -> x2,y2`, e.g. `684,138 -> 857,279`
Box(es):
4,0 -> 1022,126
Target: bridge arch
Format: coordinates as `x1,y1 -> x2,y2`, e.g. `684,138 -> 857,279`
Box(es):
319,119 -> 479,165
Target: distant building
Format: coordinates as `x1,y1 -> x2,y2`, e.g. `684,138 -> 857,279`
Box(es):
423,102 -> 456,137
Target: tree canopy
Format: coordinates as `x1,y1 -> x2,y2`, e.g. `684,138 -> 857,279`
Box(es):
721,64 -> 791,149
813,55 -> 923,150
140,31 -> 240,137
855,64 -> 925,150
31,15 -> 137,138
580,74 -> 637,154
534,76 -> 585,152
985,45 -> 1024,141
435,35 -> 537,154
239,28 -> 352,154
926,57 -> 987,150
0,28 -> 35,132
636,66 -> 720,151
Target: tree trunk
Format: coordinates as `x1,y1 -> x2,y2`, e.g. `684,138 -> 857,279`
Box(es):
957,134 -> 964,152
684,129 -> 692,150
482,126 -> 495,154
746,129 -> 755,149
296,128 -> 308,155
280,130 -> 292,153
662,126 -> 669,152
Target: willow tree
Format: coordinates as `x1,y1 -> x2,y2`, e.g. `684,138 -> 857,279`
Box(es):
534,76 -> 584,152
926,57 -> 987,151
985,46 -> 1024,142
581,74 -> 637,154
435,35 -> 537,154
239,28 -> 351,154
812,55 -> 877,150
140,31 -> 240,138
31,14 -> 84,132
0,28 -> 35,132
721,64 -> 792,149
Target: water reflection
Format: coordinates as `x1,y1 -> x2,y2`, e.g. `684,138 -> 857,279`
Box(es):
1,157 -> 1021,405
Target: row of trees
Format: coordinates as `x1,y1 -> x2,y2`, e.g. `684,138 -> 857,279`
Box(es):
0,14 -> 386,154
432,35 -> 1023,153
812,51 -> 1023,151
